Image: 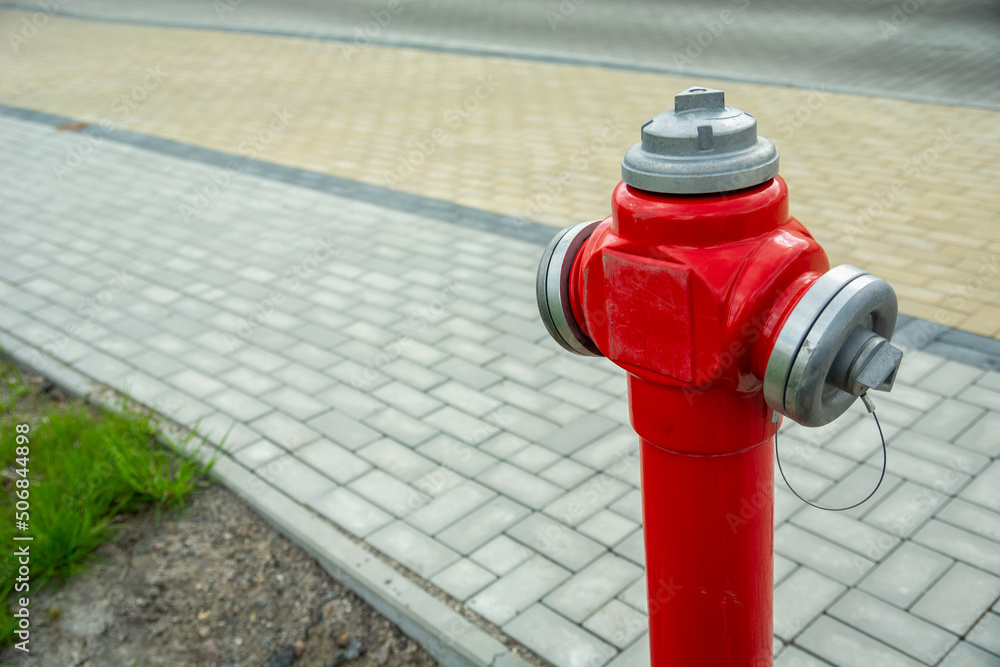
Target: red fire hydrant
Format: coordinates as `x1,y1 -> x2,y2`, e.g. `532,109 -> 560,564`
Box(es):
536,87 -> 903,666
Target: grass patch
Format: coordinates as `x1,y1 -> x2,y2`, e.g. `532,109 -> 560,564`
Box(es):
0,361 -> 220,646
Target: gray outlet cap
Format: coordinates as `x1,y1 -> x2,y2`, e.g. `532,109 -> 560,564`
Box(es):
621,86 -> 779,194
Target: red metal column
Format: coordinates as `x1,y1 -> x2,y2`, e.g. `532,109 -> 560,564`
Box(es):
631,376 -> 774,666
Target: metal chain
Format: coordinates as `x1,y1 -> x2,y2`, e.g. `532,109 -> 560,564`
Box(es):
774,393 -> 887,512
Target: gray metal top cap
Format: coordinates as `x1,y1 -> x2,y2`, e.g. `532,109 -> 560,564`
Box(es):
621,86 -> 779,194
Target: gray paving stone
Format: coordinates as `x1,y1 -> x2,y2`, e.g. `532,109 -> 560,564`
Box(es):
817,468 -> 901,520
489,333 -> 554,365
864,481 -> 949,537
373,381 -> 443,418
260,385 -> 329,420
911,563 -> 1000,635
545,474 -> 632,527
416,435 -> 498,477
432,356 -> 501,391
356,438 -> 438,482
424,406 -> 495,445
915,359 -> 983,396
73,351 -> 134,382
605,636 -> 649,667
232,346 -> 289,373
583,600 -> 647,650
891,430 -> 989,476
912,520 -> 1000,575
541,458 -> 595,490
470,535 -> 533,576
430,558 -> 497,602
542,414 -> 619,456
307,410 -> 382,450
148,390 -> 215,426
221,365 -> 281,396
204,387 -> 273,421
789,507 -> 896,561
507,513 -> 605,572
281,341 -> 341,371
774,524 -> 873,585
485,356 -> 557,389
507,444 -> 561,473
504,603 -> 616,667
956,412 -> 1000,457
542,402 -> 590,427
430,381 -> 505,422
572,429 -> 639,471
411,467 -> 466,498
316,383 -> 386,420
829,589 -> 957,664
797,615 -> 923,667
544,553 -> 643,624
478,432 -> 531,459
348,469 -> 428,518
250,411 -> 321,450
608,490 -> 643,525
966,612 -> 1000,657
405,480 -> 496,536
497,406 -> 560,442
438,497 -> 530,554
468,556 -> 571,626
436,336 -> 502,365
272,362 -> 336,393
441,316 -> 498,343
542,378 -> 614,411
296,439 -> 372,484
937,498 -> 1000,543
258,455 -> 337,504
858,541 -> 953,609
367,520 -> 460,579
541,355 -> 618,388
911,400 -> 985,442
309,487 -> 393,538
617,577 -> 647,615
774,555 -> 797,585
612,529 -> 644,566
486,379 -> 562,415
773,645 -> 835,666
578,510 -> 640,549
381,358 -> 446,391
477,462 -> 563,510
961,460 -> 1000,512
327,359 -> 388,391
939,642 -> 1000,667
231,439 -> 285,469
187,412 -> 260,452
363,408 -> 438,447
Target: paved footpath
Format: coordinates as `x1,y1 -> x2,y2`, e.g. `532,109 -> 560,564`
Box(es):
2,110 -> 1000,666
1,13 -> 999,337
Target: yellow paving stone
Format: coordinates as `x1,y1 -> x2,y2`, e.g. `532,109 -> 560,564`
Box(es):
0,12 -> 998,337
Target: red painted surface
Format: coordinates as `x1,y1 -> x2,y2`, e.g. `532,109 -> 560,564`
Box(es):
567,176 -> 829,666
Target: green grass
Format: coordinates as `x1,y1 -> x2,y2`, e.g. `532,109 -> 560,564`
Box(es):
0,361 -> 220,646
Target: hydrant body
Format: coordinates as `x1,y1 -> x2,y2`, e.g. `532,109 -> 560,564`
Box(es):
577,177 -> 828,665
537,88 -> 903,666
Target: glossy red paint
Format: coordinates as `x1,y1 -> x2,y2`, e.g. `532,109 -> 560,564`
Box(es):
568,175 -> 829,666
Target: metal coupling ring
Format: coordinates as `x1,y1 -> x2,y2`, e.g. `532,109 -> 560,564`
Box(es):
764,265 -> 900,427
536,220 -> 603,357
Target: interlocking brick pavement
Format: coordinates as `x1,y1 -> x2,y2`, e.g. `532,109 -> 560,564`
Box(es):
2,114 -> 999,666
1,12 -> 999,336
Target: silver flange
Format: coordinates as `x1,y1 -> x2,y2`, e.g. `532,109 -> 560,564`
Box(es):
536,220 -> 603,357
621,86 -> 779,194
764,265 -> 903,427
